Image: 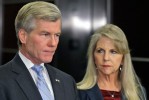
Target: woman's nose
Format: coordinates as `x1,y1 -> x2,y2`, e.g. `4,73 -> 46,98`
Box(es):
104,52 -> 110,61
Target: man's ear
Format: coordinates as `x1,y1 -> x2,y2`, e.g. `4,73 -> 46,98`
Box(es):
18,29 -> 27,44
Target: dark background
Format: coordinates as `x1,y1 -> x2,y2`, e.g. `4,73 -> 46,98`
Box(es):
113,0 -> 149,97
1,0 -> 148,97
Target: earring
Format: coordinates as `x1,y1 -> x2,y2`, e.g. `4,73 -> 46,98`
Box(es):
119,64 -> 123,71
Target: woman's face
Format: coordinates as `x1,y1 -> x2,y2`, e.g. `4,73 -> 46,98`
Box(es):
94,36 -> 123,75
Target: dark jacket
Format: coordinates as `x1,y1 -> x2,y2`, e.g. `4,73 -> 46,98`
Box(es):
0,53 -> 79,100
78,84 -> 126,100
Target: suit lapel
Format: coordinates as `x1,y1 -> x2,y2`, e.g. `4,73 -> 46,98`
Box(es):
87,84 -> 104,100
11,54 -> 42,100
45,65 -> 65,100
16,71 -> 42,100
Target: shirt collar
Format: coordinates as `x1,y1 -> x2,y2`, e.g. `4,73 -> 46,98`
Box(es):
18,51 -> 44,70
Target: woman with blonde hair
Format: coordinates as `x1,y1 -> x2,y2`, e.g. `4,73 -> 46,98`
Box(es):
77,24 -> 147,100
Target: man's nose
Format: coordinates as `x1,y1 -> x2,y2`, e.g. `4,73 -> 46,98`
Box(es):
48,36 -> 58,47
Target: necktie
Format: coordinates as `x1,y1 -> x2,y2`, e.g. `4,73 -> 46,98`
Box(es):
32,65 -> 54,100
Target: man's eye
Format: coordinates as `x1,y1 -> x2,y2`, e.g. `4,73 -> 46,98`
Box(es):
41,32 -> 49,36
55,34 -> 60,37
43,33 -> 49,36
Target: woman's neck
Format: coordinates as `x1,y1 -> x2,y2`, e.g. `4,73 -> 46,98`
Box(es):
97,73 -> 121,91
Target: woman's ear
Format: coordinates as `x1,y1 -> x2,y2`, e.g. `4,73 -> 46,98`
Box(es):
119,57 -> 124,71
121,56 -> 124,65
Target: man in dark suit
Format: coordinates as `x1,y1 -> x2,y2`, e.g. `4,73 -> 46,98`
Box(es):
0,1 -> 79,100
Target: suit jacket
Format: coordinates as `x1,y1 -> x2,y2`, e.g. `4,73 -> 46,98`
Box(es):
0,54 -> 79,100
78,84 -> 126,100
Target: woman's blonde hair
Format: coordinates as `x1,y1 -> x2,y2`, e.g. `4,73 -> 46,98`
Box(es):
77,24 -> 147,100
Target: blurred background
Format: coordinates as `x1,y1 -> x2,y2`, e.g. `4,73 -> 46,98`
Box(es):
0,0 -> 148,97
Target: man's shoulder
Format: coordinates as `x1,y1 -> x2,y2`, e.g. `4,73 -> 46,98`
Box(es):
47,64 -> 72,75
0,54 -> 17,72
46,64 -> 75,81
0,61 -> 14,81
0,61 -> 12,72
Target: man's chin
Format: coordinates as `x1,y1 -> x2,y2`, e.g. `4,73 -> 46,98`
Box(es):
43,58 -> 53,63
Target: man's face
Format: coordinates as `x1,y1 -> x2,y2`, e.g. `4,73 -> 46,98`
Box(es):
19,19 -> 61,64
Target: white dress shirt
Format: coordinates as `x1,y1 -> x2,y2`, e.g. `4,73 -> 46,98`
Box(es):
18,51 -> 55,99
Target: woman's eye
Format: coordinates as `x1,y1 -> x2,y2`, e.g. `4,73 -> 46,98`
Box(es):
111,50 -> 117,54
97,49 -> 104,53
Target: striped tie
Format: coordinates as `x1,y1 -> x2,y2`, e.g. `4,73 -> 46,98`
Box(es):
32,65 -> 54,100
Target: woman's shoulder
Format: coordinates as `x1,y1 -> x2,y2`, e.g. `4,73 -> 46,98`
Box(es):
78,84 -> 103,100
78,84 -> 98,93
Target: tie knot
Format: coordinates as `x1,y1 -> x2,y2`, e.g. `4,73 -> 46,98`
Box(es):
32,65 -> 43,76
